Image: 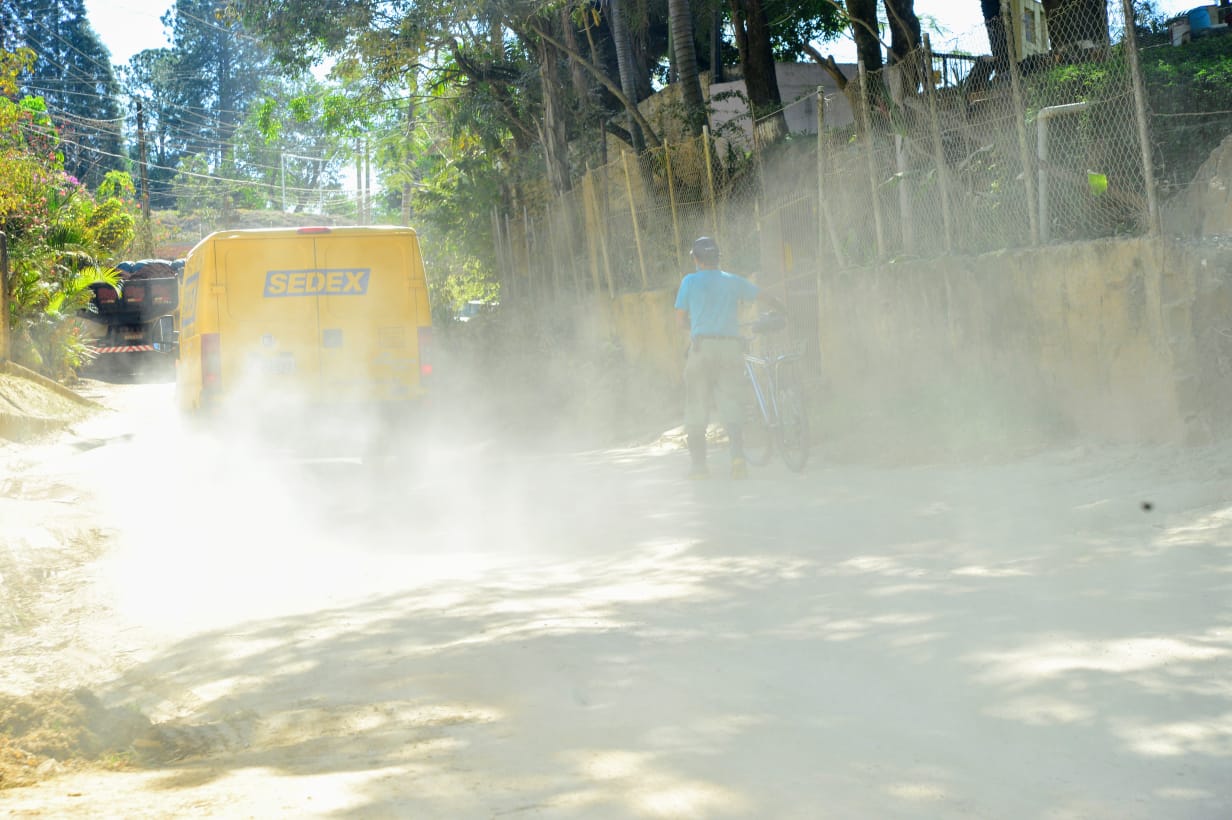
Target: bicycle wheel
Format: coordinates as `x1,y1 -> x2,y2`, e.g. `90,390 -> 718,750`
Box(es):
741,379 -> 774,467
774,383 -> 810,472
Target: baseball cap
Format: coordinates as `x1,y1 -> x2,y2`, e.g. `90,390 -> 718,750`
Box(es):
691,236 -> 720,257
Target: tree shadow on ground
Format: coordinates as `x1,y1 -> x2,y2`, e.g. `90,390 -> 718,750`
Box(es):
83,443 -> 1232,818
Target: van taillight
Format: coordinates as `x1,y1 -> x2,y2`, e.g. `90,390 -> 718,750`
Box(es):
417,327 -> 433,378
202,333 -> 221,390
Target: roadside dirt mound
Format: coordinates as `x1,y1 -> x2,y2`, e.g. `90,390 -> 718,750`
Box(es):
0,689 -> 251,790
1166,133 -> 1232,237
0,366 -> 95,442
0,689 -> 150,789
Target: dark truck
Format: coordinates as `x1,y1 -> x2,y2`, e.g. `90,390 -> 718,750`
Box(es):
80,259 -> 181,378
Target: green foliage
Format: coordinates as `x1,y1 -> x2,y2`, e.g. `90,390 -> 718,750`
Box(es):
1142,38 -> 1232,189
24,267 -> 123,377
12,1 -> 127,188
0,47 -> 35,96
234,75 -> 354,214
96,170 -> 136,201
766,0 -> 848,59
1,80 -> 136,378
172,154 -> 217,215
1028,39 -> 1232,195
426,252 -> 500,324
86,197 -> 136,253
119,1 -> 278,208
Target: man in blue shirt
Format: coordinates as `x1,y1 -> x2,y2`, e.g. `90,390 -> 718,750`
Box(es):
674,236 -> 779,479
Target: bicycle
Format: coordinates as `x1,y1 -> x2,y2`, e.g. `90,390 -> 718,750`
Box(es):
741,312 -> 810,472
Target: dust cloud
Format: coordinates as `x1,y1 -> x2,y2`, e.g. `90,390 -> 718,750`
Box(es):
6,264 -> 1232,816
93,308 -> 674,635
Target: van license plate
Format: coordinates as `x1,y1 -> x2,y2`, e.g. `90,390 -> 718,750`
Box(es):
273,353 -> 296,374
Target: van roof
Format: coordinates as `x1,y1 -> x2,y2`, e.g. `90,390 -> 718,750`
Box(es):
196,225 -> 419,244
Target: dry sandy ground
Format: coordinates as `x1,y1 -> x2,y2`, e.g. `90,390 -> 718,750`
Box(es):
2,381 -> 1231,818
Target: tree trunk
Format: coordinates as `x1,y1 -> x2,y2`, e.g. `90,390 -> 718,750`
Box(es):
982,0 -> 1011,73
608,0 -> 644,151
884,0 -> 921,63
538,37 -> 572,194
217,43 -> 235,175
561,8 -> 590,105
845,0 -> 882,74
668,0 -> 707,137
1043,0 -> 1110,53
527,21 -> 662,148
883,0 -> 922,98
803,43 -> 860,117
730,0 -> 785,144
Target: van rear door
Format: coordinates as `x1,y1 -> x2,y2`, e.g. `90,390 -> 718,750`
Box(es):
316,231 -> 424,402
220,235 -> 320,397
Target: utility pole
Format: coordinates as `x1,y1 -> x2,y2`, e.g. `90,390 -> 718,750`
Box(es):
136,100 -> 152,255
402,93 -> 414,227
364,139 -> 372,225
355,137 -> 365,224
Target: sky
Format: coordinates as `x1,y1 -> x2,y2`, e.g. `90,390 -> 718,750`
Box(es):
83,0 -> 173,66
82,0 -> 1199,68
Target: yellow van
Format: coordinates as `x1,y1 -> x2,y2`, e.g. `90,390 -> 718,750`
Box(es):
177,226 -> 433,414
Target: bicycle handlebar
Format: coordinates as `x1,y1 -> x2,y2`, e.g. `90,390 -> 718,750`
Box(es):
749,311 -> 788,335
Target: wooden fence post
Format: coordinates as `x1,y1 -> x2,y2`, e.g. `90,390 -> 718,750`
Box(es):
816,88 -> 846,268
1121,0 -> 1161,234
583,167 -> 603,295
1001,0 -> 1040,245
857,60 -> 887,260
622,151 -> 650,290
702,125 -> 719,236
523,206 -> 535,310
922,35 -> 955,253
503,212 -> 516,304
664,142 -> 684,271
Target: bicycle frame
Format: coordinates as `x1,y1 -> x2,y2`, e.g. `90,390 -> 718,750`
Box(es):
740,315 -> 811,472
744,349 -> 802,429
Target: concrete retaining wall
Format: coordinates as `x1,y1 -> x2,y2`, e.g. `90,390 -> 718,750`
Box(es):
592,237 -> 1232,451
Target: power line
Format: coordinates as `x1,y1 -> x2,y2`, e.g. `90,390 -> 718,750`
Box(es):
19,118 -> 358,197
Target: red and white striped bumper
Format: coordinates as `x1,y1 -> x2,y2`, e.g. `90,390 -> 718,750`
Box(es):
91,345 -> 156,353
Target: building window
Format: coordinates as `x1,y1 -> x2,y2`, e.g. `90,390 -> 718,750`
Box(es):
1023,10 -> 1037,44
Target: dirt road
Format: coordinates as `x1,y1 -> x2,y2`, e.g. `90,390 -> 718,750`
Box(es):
2,381 -> 1230,817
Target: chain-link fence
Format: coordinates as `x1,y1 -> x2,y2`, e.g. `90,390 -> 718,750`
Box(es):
754,0 -> 1158,271
495,0 -> 1232,379
496,130 -> 765,304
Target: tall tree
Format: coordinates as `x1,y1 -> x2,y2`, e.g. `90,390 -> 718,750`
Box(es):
731,0 -> 786,143
160,0 -> 272,176
0,0 -> 21,53
982,0 -> 1011,72
241,74 -> 350,211
16,0 -> 125,187
121,48 -> 191,208
668,0 -> 707,137
608,0 -> 646,151
883,0 -> 920,65
883,0 -> 920,97
845,0 -> 882,73
533,30 -> 572,193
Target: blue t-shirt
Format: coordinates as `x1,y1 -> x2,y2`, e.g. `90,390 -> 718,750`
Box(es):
674,269 -> 759,337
